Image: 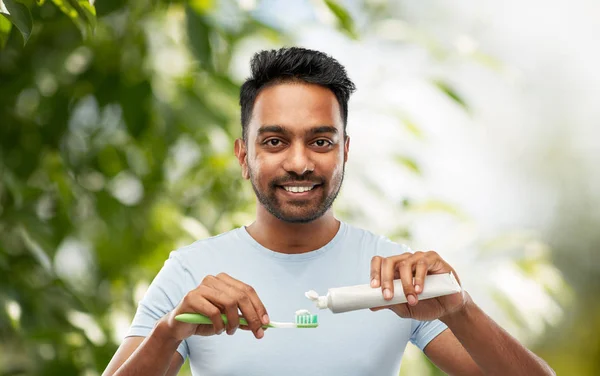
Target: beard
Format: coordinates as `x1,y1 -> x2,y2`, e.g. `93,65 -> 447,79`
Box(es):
248,165 -> 345,224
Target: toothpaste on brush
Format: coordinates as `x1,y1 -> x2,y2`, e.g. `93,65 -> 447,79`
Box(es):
305,272 -> 462,314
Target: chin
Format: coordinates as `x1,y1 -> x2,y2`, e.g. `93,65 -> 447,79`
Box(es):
274,208 -> 325,224
280,217 -> 319,224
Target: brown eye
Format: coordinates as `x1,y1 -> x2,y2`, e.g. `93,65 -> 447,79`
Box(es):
267,139 -> 281,147
314,140 -> 332,147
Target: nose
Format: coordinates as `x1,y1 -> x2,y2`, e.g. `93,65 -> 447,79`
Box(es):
282,143 -> 315,176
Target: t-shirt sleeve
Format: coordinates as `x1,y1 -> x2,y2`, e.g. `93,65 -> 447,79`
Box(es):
375,237 -> 449,351
126,251 -> 193,360
409,319 -> 448,351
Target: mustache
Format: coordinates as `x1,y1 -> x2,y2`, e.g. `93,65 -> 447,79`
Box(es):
270,173 -> 324,187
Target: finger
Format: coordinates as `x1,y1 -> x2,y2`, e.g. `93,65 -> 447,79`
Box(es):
398,255 -> 417,306
388,303 -> 411,318
201,276 -> 241,335
186,287 -> 226,334
217,273 -> 270,326
413,255 -> 429,295
424,250 -> 448,274
380,254 -> 412,300
216,273 -> 265,339
239,325 -> 268,332
370,256 -> 383,287
369,305 -> 391,312
236,291 -> 264,339
380,257 -> 396,300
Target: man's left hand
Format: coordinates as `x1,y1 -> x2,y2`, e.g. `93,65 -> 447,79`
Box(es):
370,251 -> 468,321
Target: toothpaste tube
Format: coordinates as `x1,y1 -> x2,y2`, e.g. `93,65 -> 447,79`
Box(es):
305,272 -> 462,314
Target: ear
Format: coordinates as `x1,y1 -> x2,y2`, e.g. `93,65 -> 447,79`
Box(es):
234,138 -> 250,180
343,135 -> 350,163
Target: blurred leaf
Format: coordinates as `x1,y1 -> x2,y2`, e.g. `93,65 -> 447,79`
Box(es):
433,80 -> 469,112
394,155 -> 421,175
93,0 -> 120,16
387,110 -> 425,140
1,0 -> 33,45
490,288 -> 527,327
358,170 -> 386,198
189,0 -> 213,14
186,4 -> 213,71
70,0 -> 96,32
51,0 -> 77,18
2,168 -> 24,208
406,199 -> 467,219
400,115 -> 424,140
18,225 -> 54,273
472,51 -> 504,71
0,14 -> 12,48
120,80 -> 152,138
387,227 -> 411,242
51,0 -> 95,38
241,18 -> 283,43
324,0 -> 358,39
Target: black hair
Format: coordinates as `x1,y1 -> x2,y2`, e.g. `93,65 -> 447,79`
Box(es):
239,47 -> 356,140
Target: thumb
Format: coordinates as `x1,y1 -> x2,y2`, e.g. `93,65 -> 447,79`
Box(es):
389,303 -> 411,318
369,306 -> 389,312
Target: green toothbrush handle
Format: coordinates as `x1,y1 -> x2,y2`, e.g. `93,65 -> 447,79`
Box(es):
175,313 -> 258,327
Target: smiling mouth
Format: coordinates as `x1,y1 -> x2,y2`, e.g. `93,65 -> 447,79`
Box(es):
277,184 -> 322,193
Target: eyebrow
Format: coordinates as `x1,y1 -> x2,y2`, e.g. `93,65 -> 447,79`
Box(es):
257,125 -> 338,137
309,126 -> 338,136
257,125 -> 290,136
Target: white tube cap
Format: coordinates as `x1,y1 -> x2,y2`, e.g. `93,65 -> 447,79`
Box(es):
305,289 -> 329,310
316,296 -> 329,309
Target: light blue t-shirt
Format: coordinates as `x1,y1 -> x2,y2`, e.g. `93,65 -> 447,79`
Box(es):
127,221 -> 447,375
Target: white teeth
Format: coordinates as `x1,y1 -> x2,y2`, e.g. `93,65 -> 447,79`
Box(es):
284,186 -> 315,193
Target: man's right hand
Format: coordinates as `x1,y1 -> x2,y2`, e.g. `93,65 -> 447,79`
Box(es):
161,273 -> 270,341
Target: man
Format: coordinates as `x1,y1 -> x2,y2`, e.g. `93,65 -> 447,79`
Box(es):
104,47 -> 555,375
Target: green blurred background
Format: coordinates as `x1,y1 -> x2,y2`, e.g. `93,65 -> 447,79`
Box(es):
1,0 -> 598,375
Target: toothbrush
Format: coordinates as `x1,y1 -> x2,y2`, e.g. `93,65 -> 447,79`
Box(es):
175,309 -> 318,328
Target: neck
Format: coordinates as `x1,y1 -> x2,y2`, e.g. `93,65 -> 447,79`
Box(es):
246,207 -> 340,254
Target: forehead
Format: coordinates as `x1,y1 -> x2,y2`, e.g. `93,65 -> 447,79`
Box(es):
248,82 -> 343,137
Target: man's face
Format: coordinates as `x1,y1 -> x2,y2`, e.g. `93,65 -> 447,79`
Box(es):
235,82 -> 349,223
